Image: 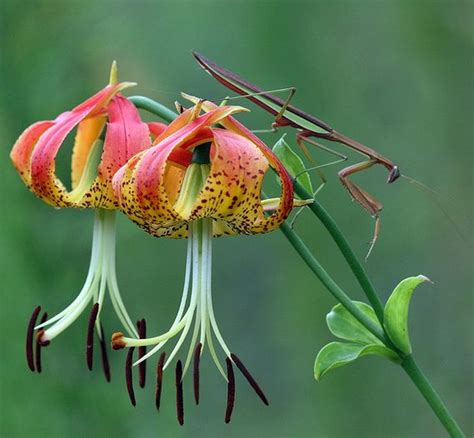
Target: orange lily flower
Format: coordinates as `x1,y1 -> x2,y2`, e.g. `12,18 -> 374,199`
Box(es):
111,95 -> 295,423
11,63 -> 161,378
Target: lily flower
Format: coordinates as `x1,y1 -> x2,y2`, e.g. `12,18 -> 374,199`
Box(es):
111,95 -> 296,423
11,63 -> 160,379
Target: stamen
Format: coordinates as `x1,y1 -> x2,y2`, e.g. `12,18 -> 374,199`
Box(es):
98,324 -> 111,382
137,319 -> 147,388
111,332 -> 126,350
175,360 -> 184,425
230,353 -> 269,406
26,306 -> 41,372
193,343 -> 202,405
86,303 -> 99,371
36,330 -> 50,347
155,352 -> 166,411
126,347 -> 136,407
35,311 -> 48,373
225,357 -> 235,423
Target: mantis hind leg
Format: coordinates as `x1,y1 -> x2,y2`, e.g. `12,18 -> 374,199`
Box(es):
338,160 -> 383,259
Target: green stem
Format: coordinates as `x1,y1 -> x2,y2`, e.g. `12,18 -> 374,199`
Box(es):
280,222 -> 387,343
401,356 -> 465,437
293,179 -> 385,324
281,221 -> 464,437
128,95 -> 177,123
288,182 -> 464,437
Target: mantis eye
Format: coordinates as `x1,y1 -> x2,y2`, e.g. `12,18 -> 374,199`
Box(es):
388,166 -> 401,183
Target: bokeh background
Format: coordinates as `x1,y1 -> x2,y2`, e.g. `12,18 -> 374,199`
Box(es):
1,1 -> 472,437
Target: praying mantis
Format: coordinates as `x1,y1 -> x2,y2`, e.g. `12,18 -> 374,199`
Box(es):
193,51 -> 401,256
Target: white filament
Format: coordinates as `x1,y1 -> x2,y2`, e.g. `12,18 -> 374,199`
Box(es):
126,217 -> 230,380
35,210 -> 139,341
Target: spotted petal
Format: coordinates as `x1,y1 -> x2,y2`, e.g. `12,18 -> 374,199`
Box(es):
188,128 -> 269,234
114,105 -> 253,237
182,94 -> 294,233
10,82 -> 151,209
115,100 -> 294,238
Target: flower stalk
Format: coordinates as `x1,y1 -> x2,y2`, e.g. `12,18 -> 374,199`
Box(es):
280,187 -> 465,438
292,179 -> 385,323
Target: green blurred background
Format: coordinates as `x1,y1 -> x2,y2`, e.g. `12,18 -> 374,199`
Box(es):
1,1 -> 472,437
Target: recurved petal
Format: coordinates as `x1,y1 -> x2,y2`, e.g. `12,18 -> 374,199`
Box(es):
71,116 -> 107,189
115,105 -> 247,234
28,83 -> 127,207
151,106 -> 197,144
183,96 -> 294,233
10,121 -> 55,186
86,95 -> 151,207
149,118 -> 192,167
135,107 -> 246,219
148,122 -> 168,139
113,151 -> 186,237
228,117 -> 293,233
188,128 -> 269,233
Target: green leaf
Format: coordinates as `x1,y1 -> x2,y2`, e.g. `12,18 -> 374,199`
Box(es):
314,341 -> 400,380
383,275 -> 431,355
327,301 -> 383,345
272,135 -> 313,195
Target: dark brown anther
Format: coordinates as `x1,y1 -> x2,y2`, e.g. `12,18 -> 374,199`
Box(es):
86,303 -> 99,371
26,306 -> 41,372
125,347 -> 136,407
36,330 -> 50,347
35,311 -> 48,373
155,352 -> 166,411
137,319 -> 147,388
98,324 -> 111,382
193,343 -> 202,405
225,357 -> 235,423
175,360 -> 184,425
230,353 -> 269,406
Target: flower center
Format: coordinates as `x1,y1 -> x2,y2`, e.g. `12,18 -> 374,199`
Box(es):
173,142 -> 212,219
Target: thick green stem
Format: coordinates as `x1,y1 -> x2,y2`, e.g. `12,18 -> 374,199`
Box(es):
401,356 -> 465,437
288,182 -> 464,437
128,95 -> 177,123
281,220 -> 464,437
293,179 -> 385,324
280,222 -> 387,343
